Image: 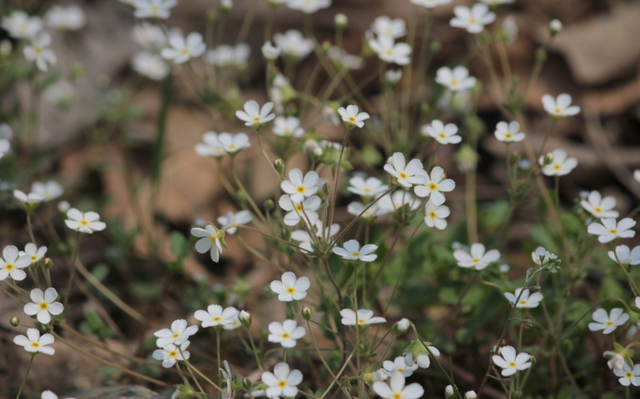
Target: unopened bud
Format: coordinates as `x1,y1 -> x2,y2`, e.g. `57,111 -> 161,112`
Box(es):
430,41 -> 441,53
464,391 -> 477,399
302,307 -> 313,320
274,158 -> 285,173
394,318 -> 410,334
242,378 -> 253,391
220,0 -> 233,12
43,258 -> 53,269
264,199 -> 274,211
58,200 -> 70,213
444,385 -> 454,399
542,152 -> 554,166
334,13 -> 348,29
549,19 -> 563,36
239,310 -> 251,329
10,316 -> 20,327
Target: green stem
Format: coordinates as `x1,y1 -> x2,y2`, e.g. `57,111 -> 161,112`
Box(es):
152,72 -> 173,187
16,354 -> 35,399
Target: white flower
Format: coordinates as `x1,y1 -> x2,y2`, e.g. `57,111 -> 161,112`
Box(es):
368,35 -> 412,65
372,369 -> 389,382
280,168 -> 319,203
134,0 -> 177,19
0,139 -> 10,160
450,3 -> 496,34
340,309 -> 385,326
221,360 -> 234,398
45,5 -> 85,30
65,208 -> 107,234
191,224 -> 223,262
195,131 -> 227,158
404,348 -> 440,369
239,310 -> 251,321
435,66 -> 476,92
323,106 -> 340,126
347,201 -> 389,220
24,288 -> 64,324
409,0 -> 451,8
542,94 -> 580,117
501,15 -> 518,44
608,245 -> 640,266
261,363 -> 303,398
606,351 -> 626,372
262,41 -> 281,61
287,0 -> 331,14
414,166 -> 455,206
531,247 -> 557,266
24,32 -> 57,72
453,243 -> 500,270
31,181 -> 64,201
580,191 -> 618,219
492,346 -> 532,377
205,43 -> 251,67
637,297 -> 640,310
464,391 -> 477,399
0,245 -> 31,282
371,16 -> 407,39
270,272 -> 311,302
385,69 -> 402,84
494,121 -> 525,143
384,153 -> 427,188
236,100 -> 276,127
348,176 -> 388,198
154,319 -> 199,348
539,149 -> 578,176
504,288 -> 543,309
279,195 -> 321,226
41,390 -> 74,399
218,132 -> 251,154
14,328 -> 55,355
268,320 -> 306,348
587,218 -> 636,243
14,189 -> 44,205
327,47 -> 364,70
396,318 -> 410,333
424,200 -> 450,230
153,341 -> 190,368
549,19 -> 563,34
614,364 -> 640,386
292,221 -> 339,254
132,21 -> 169,50
378,191 -> 419,212
273,116 -> 305,137
161,32 -> 206,64
422,120 -> 461,145
1,11 -> 43,39
383,356 -> 418,378
273,30 -> 313,60
132,52 -> 169,80
332,239 -> 378,262
23,243 -> 47,264
373,372 -> 424,399
218,210 -> 252,235
338,105 -> 370,128
634,170 -> 640,184
195,305 -> 239,328
588,308 -> 629,334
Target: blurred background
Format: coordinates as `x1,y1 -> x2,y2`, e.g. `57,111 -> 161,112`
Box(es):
1,0 -> 640,396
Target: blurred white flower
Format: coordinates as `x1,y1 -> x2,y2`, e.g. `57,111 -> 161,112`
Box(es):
270,271 -> 311,301
450,4 -> 496,34
31,181 -> 64,201
424,200 -> 450,230
587,218 -> 636,243
453,243 -> 500,270
494,121 -> 525,143
23,243 -> 47,264
338,105 -> 370,128
45,5 -> 85,30
191,224 -> 223,262
134,0 -> 178,19
65,209 -> 106,234
154,319 -> 198,348
608,245 -> 640,266
261,363 -> 303,398
273,30 -> 313,60
383,356 -> 418,378
435,66 -> 476,91
414,166 -> 455,206
281,169 -> 319,203
287,0 -> 331,14
614,364 -> 640,387
273,116 -> 305,137
384,153 -> 427,188
580,191 -> 618,219
492,346 -> 532,377
153,342 -> 190,368
371,16 -> 407,39
410,0 -> 451,8
341,309 -> 385,326
542,94 -> 580,117
328,47 -> 364,70
195,131 -> 227,158
217,210 -> 252,234
132,21 -> 169,50
332,239 -> 378,262
348,176 -> 388,197
132,52 -> 169,80
422,120 -> 461,145
373,373 -> 424,399
279,195 -> 321,226
588,308 -> 629,334
218,132 -> 251,155
262,41 -> 281,61
236,100 -> 276,127
538,149 -> 577,176
1,11 -> 43,39
368,35 -> 412,65
195,305 -> 239,328
205,43 -> 251,67
24,32 -> 57,72
161,32 -> 206,64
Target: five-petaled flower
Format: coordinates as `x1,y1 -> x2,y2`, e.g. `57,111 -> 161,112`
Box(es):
504,288 -> 543,309
24,288 -> 64,324
332,239 -> 378,262
261,363 -> 303,399
587,218 -> 636,243
236,100 -> 276,127
373,372 -> 425,399
340,309 -> 386,326
268,319 -> 306,348
588,308 -> 629,334
281,168 -> 320,204
64,208 -> 107,234
191,224 -> 224,262
338,105 -> 370,128
453,243 -> 500,270
492,346 -> 532,377
14,328 -> 55,355
270,272 -> 311,302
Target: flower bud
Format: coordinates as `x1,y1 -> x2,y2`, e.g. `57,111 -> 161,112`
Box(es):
302,306 -> 313,320
444,385 -> 454,399
385,69 -> 402,85
43,258 -> 53,269
334,13 -> 348,29
239,310 -> 251,329
430,41 -> 441,53
394,318 -> 410,335
274,158 -> 285,174
10,316 -> 20,327
220,0 -> 233,12
262,41 -> 280,61
264,199 -> 275,211
242,378 -> 253,391
464,391 -> 477,399
549,19 -> 563,36
206,9 -> 218,23
541,152 -> 554,166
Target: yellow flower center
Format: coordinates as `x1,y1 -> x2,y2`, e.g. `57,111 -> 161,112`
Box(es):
626,372 -> 633,378
438,133 -> 446,139
385,49 -> 394,56
6,263 -> 15,271
213,316 -> 222,322
34,46 -> 43,55
358,319 -> 366,324
228,144 -> 236,149
508,361 -> 517,368
469,17 -> 478,25
352,252 -> 361,257
151,6 -> 160,15
253,116 -> 262,122
39,302 -> 49,310
606,321 -> 614,327
519,300 -> 527,305
80,220 -> 89,226
286,287 -> 296,294
554,108 -> 562,114
278,380 -> 287,388
282,332 -> 290,339
168,350 -> 178,358
31,255 -> 38,261
172,333 -> 180,339
392,393 -> 402,399
505,133 -> 513,139
348,116 -> 357,122
429,182 -> 437,191
181,48 -> 189,55
450,79 -> 459,87
296,186 -> 306,194
553,164 -> 562,170
609,229 -> 618,234
31,342 -> 41,348
210,234 -> 217,243
594,207 -> 602,214
399,172 -> 408,179
295,204 -> 303,212
429,211 -> 437,218
472,258 -> 481,263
